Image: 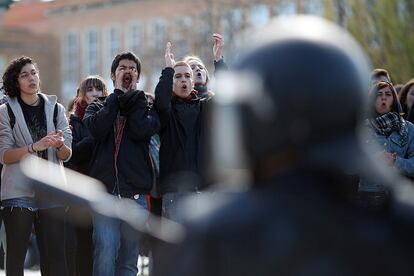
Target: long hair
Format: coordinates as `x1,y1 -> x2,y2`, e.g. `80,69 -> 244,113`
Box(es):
398,79 -> 414,114
76,75 -> 108,105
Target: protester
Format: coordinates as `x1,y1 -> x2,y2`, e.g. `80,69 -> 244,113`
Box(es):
359,81 -> 414,208
153,15 -> 414,276
154,42 -> 212,223
65,75 -> 108,276
83,52 -> 159,276
183,33 -> 227,99
0,56 -> 72,276
399,79 -> 414,123
370,68 -> 392,87
395,83 -> 404,95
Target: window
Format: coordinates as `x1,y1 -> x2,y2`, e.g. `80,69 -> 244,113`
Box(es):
151,18 -> 166,54
83,29 -> 100,75
273,2 -> 296,15
197,12 -> 213,63
62,31 -> 79,103
127,22 -> 143,56
174,16 -> 192,59
303,0 -> 323,15
221,9 -> 243,63
104,25 -> 121,92
250,5 -> 270,27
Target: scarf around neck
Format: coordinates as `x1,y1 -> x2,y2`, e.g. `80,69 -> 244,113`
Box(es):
172,90 -> 198,103
75,99 -> 88,120
371,112 -> 403,136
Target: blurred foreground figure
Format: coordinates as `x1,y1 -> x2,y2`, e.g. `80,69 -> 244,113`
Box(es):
153,16 -> 414,276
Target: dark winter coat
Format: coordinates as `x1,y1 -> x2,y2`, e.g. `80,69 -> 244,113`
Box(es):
83,89 -> 160,197
154,68 -> 209,194
154,169 -> 414,276
65,114 -> 94,175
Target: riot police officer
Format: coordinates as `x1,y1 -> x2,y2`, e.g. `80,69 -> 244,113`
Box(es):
153,15 -> 414,276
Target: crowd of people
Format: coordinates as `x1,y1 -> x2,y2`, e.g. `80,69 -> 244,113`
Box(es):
1,14 -> 414,276
0,31 -> 224,276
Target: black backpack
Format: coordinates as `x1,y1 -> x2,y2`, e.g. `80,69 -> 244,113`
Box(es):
6,102 -> 58,129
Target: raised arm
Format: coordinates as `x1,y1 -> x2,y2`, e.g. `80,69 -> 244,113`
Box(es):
213,33 -> 228,72
154,42 -> 175,128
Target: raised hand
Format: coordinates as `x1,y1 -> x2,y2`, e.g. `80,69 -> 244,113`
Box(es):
165,42 -> 176,68
213,33 -> 224,61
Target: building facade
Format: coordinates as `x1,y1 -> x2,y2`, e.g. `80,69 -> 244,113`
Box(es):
2,0 -> 324,104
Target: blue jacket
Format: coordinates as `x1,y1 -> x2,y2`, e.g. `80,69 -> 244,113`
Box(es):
359,118 -> 414,192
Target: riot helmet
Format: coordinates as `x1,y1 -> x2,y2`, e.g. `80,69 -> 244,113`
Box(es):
212,16 -> 372,182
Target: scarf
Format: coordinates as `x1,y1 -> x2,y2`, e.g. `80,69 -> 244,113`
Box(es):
194,84 -> 208,96
370,112 -> 403,136
74,99 -> 87,120
172,90 -> 198,103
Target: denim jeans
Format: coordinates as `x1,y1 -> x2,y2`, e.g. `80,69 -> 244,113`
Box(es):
92,195 -> 148,276
2,197 -> 37,211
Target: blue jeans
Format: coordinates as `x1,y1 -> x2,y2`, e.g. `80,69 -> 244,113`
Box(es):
92,195 -> 148,276
2,197 -> 37,211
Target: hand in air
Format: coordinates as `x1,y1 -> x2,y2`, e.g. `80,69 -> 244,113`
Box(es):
165,42 -> 176,69
213,33 -> 224,61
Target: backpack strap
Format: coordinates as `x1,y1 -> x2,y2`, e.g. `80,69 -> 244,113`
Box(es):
6,103 -> 15,129
53,103 -> 58,130
6,102 -> 58,130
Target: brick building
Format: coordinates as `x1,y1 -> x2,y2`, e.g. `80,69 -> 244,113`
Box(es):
1,0 -> 323,104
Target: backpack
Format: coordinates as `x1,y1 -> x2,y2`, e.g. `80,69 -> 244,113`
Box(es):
6,103 -> 58,129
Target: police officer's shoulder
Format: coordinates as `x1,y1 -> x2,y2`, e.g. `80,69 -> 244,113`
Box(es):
390,183 -> 414,224
180,191 -> 251,233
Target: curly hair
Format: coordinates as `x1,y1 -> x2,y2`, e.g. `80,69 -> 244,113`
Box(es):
1,56 -> 36,98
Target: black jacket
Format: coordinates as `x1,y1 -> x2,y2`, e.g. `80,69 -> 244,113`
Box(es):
84,89 -> 160,197
155,68 -> 209,194
154,170 -> 414,276
65,114 -> 94,175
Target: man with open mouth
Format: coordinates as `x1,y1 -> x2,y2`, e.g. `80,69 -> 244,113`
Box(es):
83,51 -> 160,276
154,42 -> 210,223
